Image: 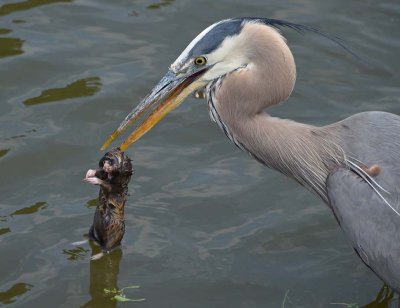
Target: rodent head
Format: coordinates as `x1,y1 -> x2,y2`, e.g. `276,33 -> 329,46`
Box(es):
99,148 -> 133,176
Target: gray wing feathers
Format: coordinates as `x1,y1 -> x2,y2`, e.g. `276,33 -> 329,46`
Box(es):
335,111 -> 400,198
327,167 -> 400,293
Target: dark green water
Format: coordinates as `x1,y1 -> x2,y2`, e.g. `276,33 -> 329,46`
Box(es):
1,0 -> 400,307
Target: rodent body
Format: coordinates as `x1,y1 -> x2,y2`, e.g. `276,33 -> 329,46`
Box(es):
84,148 -> 133,256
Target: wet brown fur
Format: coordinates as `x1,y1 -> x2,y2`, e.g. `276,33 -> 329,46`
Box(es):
88,148 -> 133,253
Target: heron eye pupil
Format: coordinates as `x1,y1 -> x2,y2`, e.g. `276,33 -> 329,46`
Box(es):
194,56 -> 206,66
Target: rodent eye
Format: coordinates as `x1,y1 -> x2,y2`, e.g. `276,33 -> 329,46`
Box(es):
194,56 -> 207,66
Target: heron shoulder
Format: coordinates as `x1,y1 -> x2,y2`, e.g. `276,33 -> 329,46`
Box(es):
327,167 -> 400,293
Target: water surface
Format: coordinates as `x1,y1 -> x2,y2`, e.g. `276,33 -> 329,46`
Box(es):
1,0 -> 400,307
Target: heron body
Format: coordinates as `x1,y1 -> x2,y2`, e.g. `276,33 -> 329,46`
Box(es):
102,18 -> 400,292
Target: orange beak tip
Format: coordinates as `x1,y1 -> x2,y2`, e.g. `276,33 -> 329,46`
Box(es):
100,140 -> 111,151
119,142 -> 129,152
100,131 -> 120,151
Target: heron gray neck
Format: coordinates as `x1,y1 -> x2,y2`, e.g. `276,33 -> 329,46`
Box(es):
209,91 -> 345,202
239,114 -> 345,202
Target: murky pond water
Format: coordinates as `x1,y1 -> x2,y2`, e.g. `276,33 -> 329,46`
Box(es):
1,0 -> 400,307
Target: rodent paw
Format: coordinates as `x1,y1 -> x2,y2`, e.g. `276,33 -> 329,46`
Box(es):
85,169 -> 97,178
83,177 -> 103,185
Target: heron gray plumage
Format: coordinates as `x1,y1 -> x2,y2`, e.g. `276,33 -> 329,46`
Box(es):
101,17 -> 400,292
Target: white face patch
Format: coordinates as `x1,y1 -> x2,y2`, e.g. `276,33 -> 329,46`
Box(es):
202,34 -> 249,81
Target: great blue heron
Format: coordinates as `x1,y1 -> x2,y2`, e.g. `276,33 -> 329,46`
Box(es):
101,17 -> 400,292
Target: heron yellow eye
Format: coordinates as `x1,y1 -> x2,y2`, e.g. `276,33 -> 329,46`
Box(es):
194,56 -> 207,66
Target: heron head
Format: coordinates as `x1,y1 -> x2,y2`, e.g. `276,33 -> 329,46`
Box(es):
101,18 -> 256,151
101,17 -> 352,151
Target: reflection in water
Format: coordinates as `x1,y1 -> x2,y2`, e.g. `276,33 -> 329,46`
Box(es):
0,200 -> 46,232
0,0 -> 73,16
331,285 -> 395,308
0,149 -> 10,159
63,246 -> 90,261
147,0 -> 175,10
363,285 -> 395,308
23,77 -> 102,106
86,198 -> 98,209
0,28 -> 12,35
5,129 -> 37,141
0,37 -> 24,58
81,243 -> 122,308
12,19 -> 26,24
10,201 -> 47,216
0,202 -> 46,238
0,283 -> 33,304
0,227 -> 11,236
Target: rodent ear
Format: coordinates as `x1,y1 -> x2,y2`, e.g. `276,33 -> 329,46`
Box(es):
99,157 -> 106,168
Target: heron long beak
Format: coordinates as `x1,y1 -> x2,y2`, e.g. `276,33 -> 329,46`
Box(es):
101,69 -> 208,151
